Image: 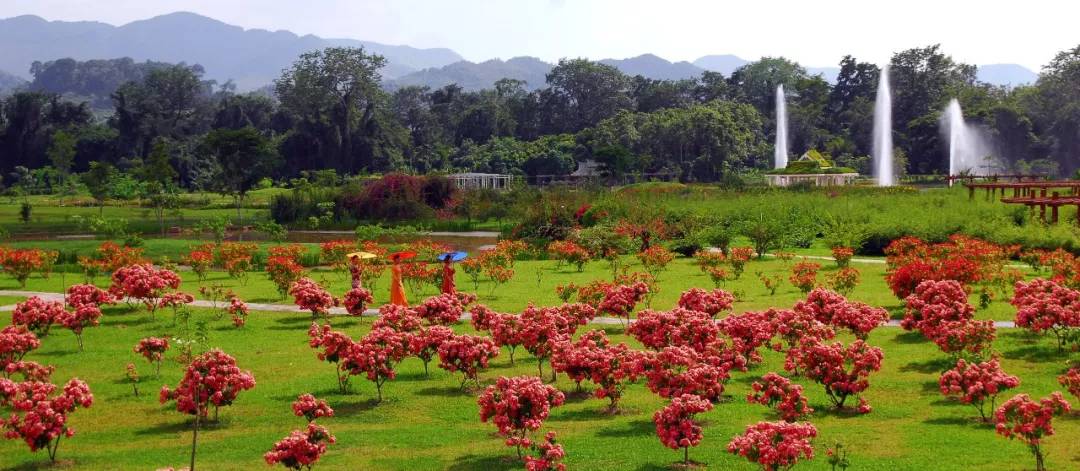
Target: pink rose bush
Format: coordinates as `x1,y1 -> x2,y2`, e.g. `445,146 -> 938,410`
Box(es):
994,392 -> 1072,471
408,325 -> 455,376
676,287 -> 734,318
340,327 -> 411,402
0,377 -> 93,462
292,393 -> 334,423
0,325 -> 40,372
653,393 -> 713,464
629,308 -> 719,352
550,330 -> 636,410
134,337 -> 169,376
342,287 -> 374,317
290,278 -> 336,319
747,372 -> 814,422
794,288 -> 888,339
1059,368 -> 1080,401
477,376 -> 565,457
159,349 -> 256,420
108,263 -> 181,315
939,358 -> 1020,421
264,422 -> 336,470
60,304 -> 102,350
523,431 -> 566,471
597,282 -> 649,325
308,324 -> 355,393
786,339 -> 882,413
228,296 -> 249,327
1011,278 -> 1080,350
65,284 -> 114,309
11,296 -> 65,337
438,334 -> 499,388
727,421 -> 818,471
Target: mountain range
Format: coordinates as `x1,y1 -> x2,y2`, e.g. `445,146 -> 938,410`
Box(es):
0,11 -> 1039,93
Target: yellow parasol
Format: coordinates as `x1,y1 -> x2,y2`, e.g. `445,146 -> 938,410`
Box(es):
346,251 -> 378,260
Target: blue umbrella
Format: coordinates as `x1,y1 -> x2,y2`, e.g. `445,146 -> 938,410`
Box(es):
438,251 -> 468,262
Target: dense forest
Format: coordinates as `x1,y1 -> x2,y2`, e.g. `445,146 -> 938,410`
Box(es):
0,43 -> 1078,196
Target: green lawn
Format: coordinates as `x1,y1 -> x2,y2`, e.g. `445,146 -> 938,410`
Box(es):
0,250 -> 1078,469
0,303 -> 1077,470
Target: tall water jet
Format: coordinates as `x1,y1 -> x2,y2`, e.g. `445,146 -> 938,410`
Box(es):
872,66 -> 894,186
942,98 -> 993,180
774,84 -> 788,169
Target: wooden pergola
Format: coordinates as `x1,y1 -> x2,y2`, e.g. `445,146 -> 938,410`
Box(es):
1000,192 -> 1080,225
964,181 -> 1080,201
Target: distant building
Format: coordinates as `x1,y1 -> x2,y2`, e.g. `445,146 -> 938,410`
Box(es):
449,173 -> 513,191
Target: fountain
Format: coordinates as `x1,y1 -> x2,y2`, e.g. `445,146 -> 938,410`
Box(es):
774,84 -> 788,169
942,98 -> 993,180
873,66 -> 894,186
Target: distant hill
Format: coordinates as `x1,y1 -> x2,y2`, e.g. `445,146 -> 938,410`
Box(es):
977,63 -> 1038,86
599,54 -> 704,81
390,57 -> 552,91
0,69 -> 26,94
0,12 -> 463,90
692,55 -> 749,76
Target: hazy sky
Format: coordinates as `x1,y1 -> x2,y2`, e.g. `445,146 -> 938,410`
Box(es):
3,0 -> 1076,70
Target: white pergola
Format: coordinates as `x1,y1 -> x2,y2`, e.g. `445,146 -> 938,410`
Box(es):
765,173 -> 860,187
449,173 -> 513,191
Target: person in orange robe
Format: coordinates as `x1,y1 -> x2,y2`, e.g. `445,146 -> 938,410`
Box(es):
389,258 -> 408,306
440,257 -> 456,294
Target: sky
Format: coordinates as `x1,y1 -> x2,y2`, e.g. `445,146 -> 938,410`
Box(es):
2,0 -> 1076,70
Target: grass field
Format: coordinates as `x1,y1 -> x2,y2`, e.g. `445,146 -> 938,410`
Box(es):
0,250 -> 1078,470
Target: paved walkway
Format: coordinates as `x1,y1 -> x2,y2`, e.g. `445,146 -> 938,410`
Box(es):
0,289 -> 1018,328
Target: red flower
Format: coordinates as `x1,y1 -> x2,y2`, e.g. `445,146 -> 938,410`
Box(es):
653,393 -> 713,461
159,349 -> 256,419
477,376 -> 565,457
727,421 -> 817,470
747,372 -> 814,422
264,422 -> 336,469
291,393 -> 334,422
940,358 -> 1020,421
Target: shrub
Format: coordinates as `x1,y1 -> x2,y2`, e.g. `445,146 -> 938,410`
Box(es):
65,284 -> 114,310
550,330 -> 635,410
0,377 -> 93,462
264,422 -> 336,470
831,247 -> 854,268
60,304 -> 102,351
629,308 -> 719,353
11,297 -> 65,337
1011,278 -> 1080,350
340,327 -> 411,402
0,248 -> 45,287
676,287 -> 734,318
0,325 -> 40,371
477,376 -> 565,458
824,267 -> 861,295
307,324 -> 355,393
159,349 -> 256,421
1058,368 -> 1080,401
292,394 -> 334,423
228,296 -> 249,328
789,262 -> 820,294
939,358 -> 1020,421
290,278 -> 336,320
597,282 -> 650,326
637,246 -> 675,279
439,334 -> 499,388
747,372 -> 814,422
134,337 -> 169,376
727,421 -> 818,471
108,264 -> 182,315
408,325 -> 455,377
637,346 -> 730,402
653,394 -> 713,465
788,339 -> 882,413
523,431 -> 567,471
794,289 -> 888,340
994,392 -> 1072,471
342,287 -> 374,318
267,255 -> 306,299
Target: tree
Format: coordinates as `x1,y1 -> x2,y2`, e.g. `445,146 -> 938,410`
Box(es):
477,376 -> 565,458
275,47 -> 387,172
46,130 -> 76,176
544,58 -> 631,132
81,161 -> 117,214
203,126 -> 280,222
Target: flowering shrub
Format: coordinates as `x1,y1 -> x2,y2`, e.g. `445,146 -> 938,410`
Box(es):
524,431 -> 566,471
653,393 -> 713,464
217,242 -> 257,283
520,305 -> 579,379
478,376 -> 565,457
547,240 -> 592,272
717,310 -> 776,365
183,247 -> 214,284
676,287 -> 735,318
637,246 -> 675,279
0,377 -> 93,462
60,304 -> 102,350
727,247 -> 754,279
307,324 -> 355,393
134,337 -> 169,375
108,263 -> 182,315
413,292 -> 472,325
319,240 -> 356,270
342,287 -> 374,317
939,358 -> 1020,421
408,325 -> 455,376
292,393 -> 334,423
994,392 -> 1072,471
902,280 -> 974,333
794,288 -> 888,340
65,284 -> 114,309
11,296 -> 65,336
159,349 -> 256,420
747,373 -> 814,422
883,236 -> 1009,299
372,304 -> 423,333
125,363 -> 139,396
158,291 -> 194,325
1011,278 -> 1080,350
637,346 -> 730,402
629,308 -> 719,352
461,257 -> 486,292
267,255 -> 306,299
0,248 -> 45,287
927,319 -> 997,360
695,249 -> 726,272
769,308 -> 835,354
489,311 -> 526,364
727,421 -> 818,471
227,296 -> 249,328
1058,368 -> 1080,401
340,327 -> 410,402
788,339 -> 882,413
597,282 -> 650,326
831,246 -> 854,268
758,272 -> 783,295
789,262 -> 821,294
706,266 -> 731,287
469,304 -> 500,332
264,422 -> 336,470
825,267 -> 860,295
290,278 -> 336,319
401,261 -> 439,294
439,334 -> 499,387
551,330 -> 635,410
0,325 -> 40,372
